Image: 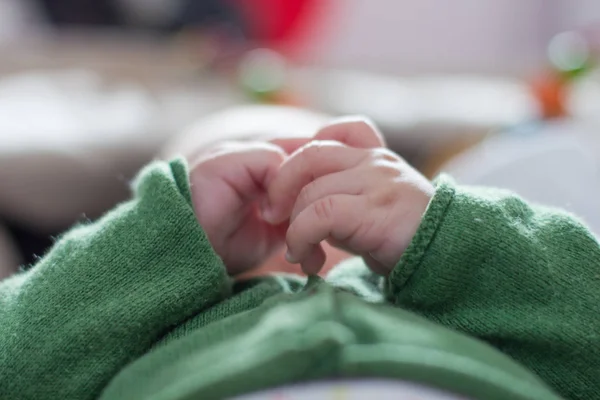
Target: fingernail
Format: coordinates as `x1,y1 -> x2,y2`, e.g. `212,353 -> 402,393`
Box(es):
260,199 -> 275,223
285,249 -> 298,264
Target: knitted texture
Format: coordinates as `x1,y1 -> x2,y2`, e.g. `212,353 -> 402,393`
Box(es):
0,161 -> 598,400
388,175 -> 600,400
0,159 -> 231,400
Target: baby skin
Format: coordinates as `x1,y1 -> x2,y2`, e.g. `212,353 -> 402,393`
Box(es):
190,117 -> 433,278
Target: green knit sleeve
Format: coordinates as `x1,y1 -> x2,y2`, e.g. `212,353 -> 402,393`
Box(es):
0,158 -> 231,400
386,175 -> 600,400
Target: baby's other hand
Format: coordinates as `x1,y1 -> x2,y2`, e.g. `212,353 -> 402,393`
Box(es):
263,119 -> 435,276
189,141 -> 295,275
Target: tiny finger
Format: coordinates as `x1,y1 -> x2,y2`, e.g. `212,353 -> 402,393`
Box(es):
286,194 -> 360,265
265,142 -> 366,223
290,168 -> 370,222
289,244 -> 326,276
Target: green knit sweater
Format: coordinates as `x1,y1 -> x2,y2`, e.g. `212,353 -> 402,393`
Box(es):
0,159 -> 598,400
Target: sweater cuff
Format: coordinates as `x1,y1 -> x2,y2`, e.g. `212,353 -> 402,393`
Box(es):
385,174 -> 456,300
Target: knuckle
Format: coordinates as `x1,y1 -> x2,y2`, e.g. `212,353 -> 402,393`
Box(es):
294,146 -> 316,172
329,126 -> 350,143
297,143 -> 333,175
369,158 -> 400,179
298,181 -> 317,206
334,115 -> 375,131
352,117 -> 376,132
370,186 -> 400,207
313,197 -> 336,221
371,148 -> 401,162
301,142 -> 325,159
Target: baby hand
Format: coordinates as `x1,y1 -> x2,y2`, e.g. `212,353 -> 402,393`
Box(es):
263,119 -> 435,275
189,140 -> 295,275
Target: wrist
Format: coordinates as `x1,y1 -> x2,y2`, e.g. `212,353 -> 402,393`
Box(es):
386,175 -> 454,289
379,181 -> 436,274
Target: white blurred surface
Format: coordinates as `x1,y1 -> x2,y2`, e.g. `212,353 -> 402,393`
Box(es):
0,69 -> 240,230
292,69 -> 537,136
443,121 -> 600,234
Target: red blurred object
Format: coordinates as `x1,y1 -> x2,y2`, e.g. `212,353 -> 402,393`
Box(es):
233,0 -> 327,54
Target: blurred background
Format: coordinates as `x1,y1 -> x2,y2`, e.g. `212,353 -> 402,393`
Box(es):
1,0 -> 600,276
